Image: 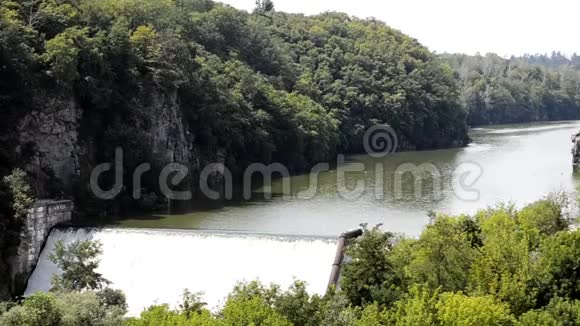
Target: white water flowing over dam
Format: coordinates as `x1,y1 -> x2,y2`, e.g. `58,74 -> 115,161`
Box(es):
24,228 -> 337,316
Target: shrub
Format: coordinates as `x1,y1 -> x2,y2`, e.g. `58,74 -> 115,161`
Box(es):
518,297 -> 580,326
436,292 -> 515,326
340,227 -> 402,306
55,291 -> 126,326
3,168 -> 34,221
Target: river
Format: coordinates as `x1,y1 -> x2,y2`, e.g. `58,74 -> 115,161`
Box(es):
114,121 -> 580,237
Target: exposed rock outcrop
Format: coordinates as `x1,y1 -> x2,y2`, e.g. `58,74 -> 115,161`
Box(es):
16,95 -> 83,197
13,88 -> 228,213
147,91 -> 194,165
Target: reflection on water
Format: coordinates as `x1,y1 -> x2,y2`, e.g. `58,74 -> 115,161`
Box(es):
115,121 -> 580,236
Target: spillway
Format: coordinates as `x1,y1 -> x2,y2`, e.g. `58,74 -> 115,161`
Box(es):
24,228 -> 337,316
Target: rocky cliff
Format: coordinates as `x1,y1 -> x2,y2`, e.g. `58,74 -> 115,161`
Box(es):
13,87 -> 227,216
16,94 -> 83,198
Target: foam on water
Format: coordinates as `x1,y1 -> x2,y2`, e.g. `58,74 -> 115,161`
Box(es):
25,228 -> 337,316
485,124 -> 578,134
464,143 -> 493,153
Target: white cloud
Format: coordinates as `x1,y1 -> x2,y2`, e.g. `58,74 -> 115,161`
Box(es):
218,0 -> 579,56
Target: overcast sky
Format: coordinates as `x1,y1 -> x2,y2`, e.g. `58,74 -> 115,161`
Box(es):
219,0 -> 579,57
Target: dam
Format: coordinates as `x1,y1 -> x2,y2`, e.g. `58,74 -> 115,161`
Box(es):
24,227 -> 337,316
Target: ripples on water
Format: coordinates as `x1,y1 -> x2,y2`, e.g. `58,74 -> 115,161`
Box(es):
112,121 -> 580,236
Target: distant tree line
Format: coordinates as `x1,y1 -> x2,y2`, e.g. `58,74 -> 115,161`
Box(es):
443,52 -> 580,126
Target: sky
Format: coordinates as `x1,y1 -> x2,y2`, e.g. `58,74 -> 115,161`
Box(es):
218,0 -> 579,57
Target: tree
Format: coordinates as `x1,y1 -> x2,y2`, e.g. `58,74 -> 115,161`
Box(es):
221,292 -> 291,326
442,53 -> 580,126
408,215 -> 476,292
356,303 -> 389,325
317,294 -> 360,326
272,280 -> 324,326
0,305 -> 42,326
535,230 -> 580,305
126,304 -> 218,326
255,0 -> 274,13
340,226 -> 402,306
179,289 -> 206,318
49,240 -> 110,292
41,27 -> 89,82
3,168 -> 34,221
516,197 -> 569,249
470,209 -> 537,315
97,288 -> 128,312
129,25 -> 159,61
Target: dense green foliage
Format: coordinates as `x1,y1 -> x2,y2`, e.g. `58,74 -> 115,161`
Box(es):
2,0 -> 579,189
3,169 -> 34,221
0,290 -> 127,325
335,196 -> 579,325
0,169 -> 34,299
340,228 -> 402,307
443,53 -> 580,126
0,0 -> 468,180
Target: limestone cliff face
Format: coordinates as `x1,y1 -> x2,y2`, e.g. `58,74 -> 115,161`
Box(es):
147,91 -> 194,165
14,86 -> 229,211
140,90 -> 227,207
16,94 -> 83,197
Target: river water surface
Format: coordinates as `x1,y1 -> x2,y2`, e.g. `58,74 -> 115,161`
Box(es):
116,121 -> 580,236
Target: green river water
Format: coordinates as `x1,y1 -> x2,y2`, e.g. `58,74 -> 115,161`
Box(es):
113,121 -> 580,236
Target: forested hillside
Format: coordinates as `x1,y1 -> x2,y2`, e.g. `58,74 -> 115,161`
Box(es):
443,52 -> 580,126
0,0 -> 468,176
3,0 -> 580,197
